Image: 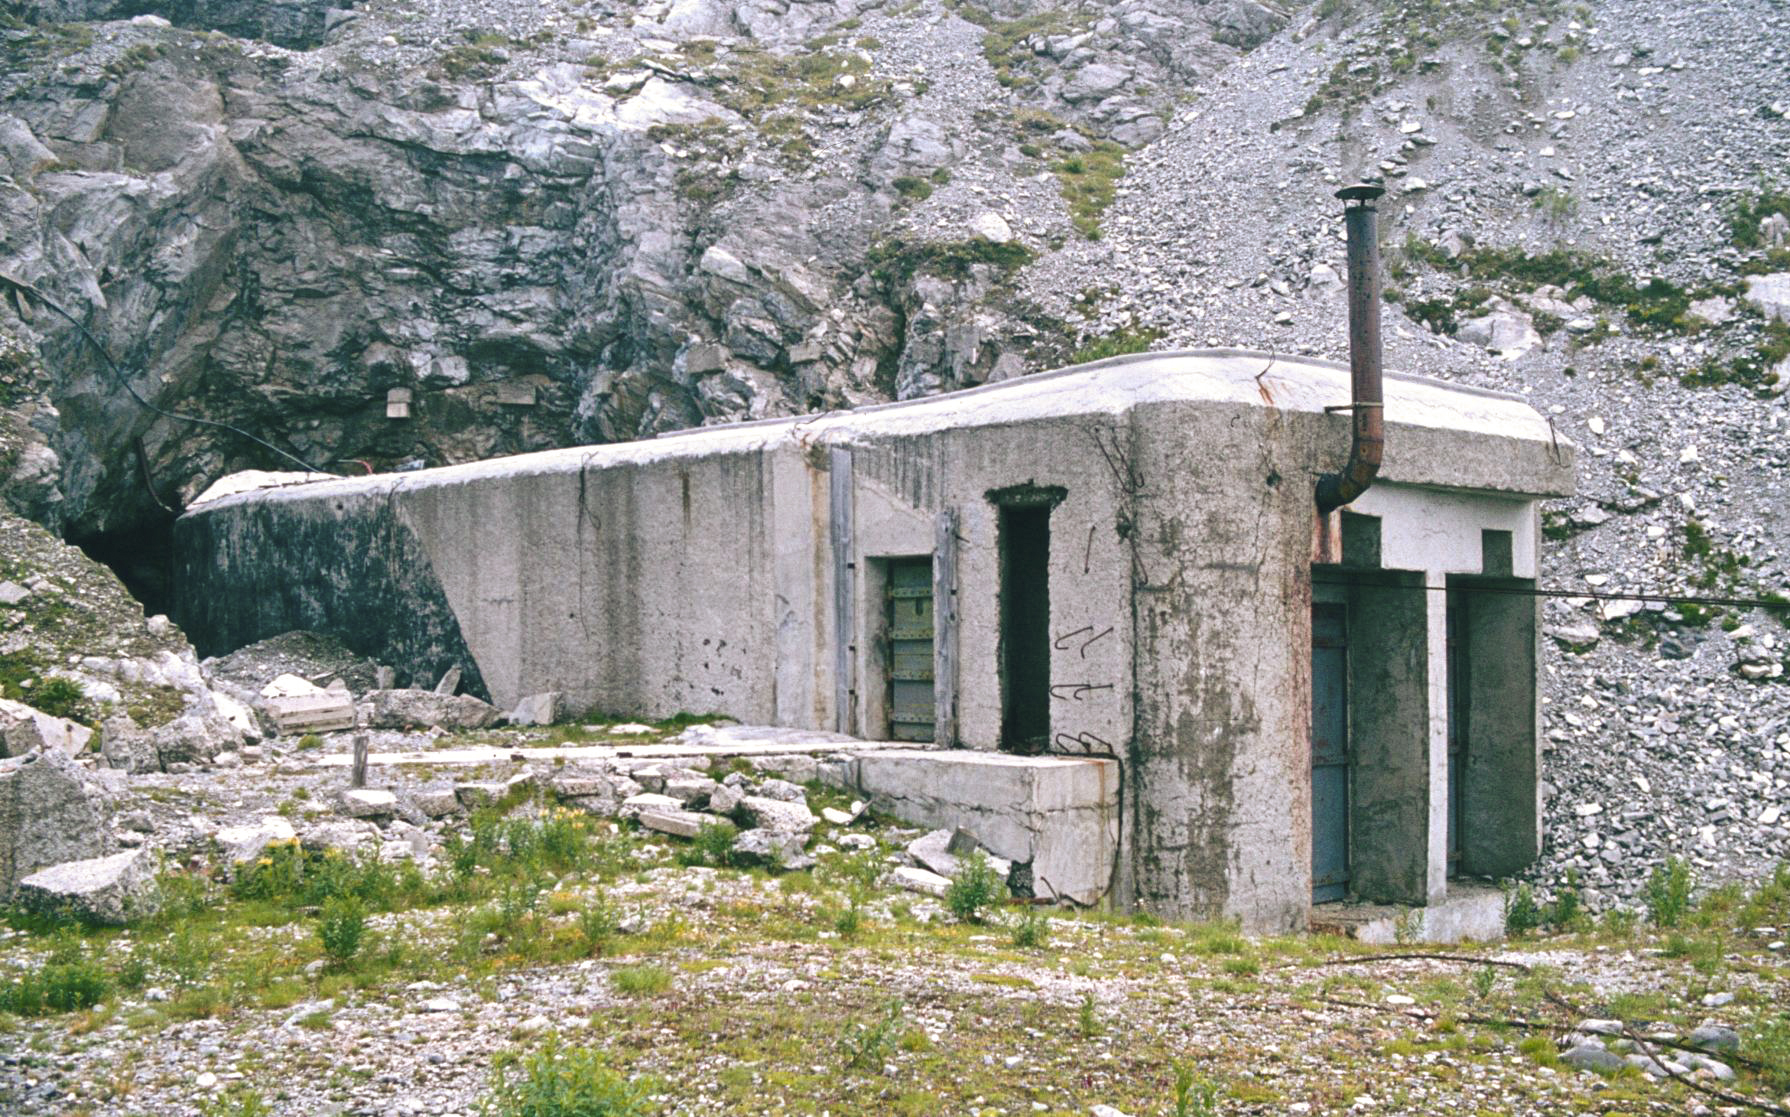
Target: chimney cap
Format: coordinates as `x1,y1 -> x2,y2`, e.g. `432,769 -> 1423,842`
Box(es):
1336,182 -> 1385,204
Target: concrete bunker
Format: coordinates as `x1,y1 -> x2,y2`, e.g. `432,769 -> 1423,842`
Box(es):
174,348 -> 1574,932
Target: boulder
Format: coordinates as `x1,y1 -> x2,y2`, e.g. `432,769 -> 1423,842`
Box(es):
735,795 -> 815,834
1687,1024 -> 1740,1054
755,778 -> 807,803
1743,272 -> 1790,323
908,828 -> 960,877
412,788 -> 464,818
1062,63 -> 1131,103
1561,1043 -> 1627,1073
300,821 -> 377,853
509,692 -> 560,726
149,712 -> 243,767
214,816 -> 297,864
708,782 -> 744,815
338,788 -> 399,820
891,866 -> 951,897
663,776 -> 718,806
0,698 -> 94,758
638,807 -> 709,839
620,792 -> 685,820
0,748 -> 115,894
364,689 -> 502,731
16,848 -> 159,925
1457,302 -> 1541,357
731,828 -> 812,870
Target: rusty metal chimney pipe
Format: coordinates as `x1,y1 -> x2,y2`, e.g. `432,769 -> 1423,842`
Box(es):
1315,182 -> 1386,516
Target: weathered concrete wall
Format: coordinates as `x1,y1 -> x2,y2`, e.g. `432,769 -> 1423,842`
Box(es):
176,349 -> 1574,929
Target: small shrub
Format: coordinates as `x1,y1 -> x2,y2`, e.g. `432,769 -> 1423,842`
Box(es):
1010,906 -> 1050,949
1172,1063 -> 1222,1117
0,954 -> 109,1016
1077,992 -> 1101,1038
478,1039 -> 657,1117
1599,906 -> 1637,938
1643,856 -> 1694,928
578,894 -> 620,955
318,896 -> 367,965
944,852 -> 1004,924
891,175 -> 933,201
610,965 -> 670,997
838,998 -> 904,1073
687,820 -> 739,868
199,1086 -> 271,1117
1470,965 -> 1497,1000
1504,882 -> 1544,936
1548,868 -> 1588,931
296,733 -> 324,751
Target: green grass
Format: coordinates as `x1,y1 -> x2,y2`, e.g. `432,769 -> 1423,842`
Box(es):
1070,326 -> 1161,364
864,237 -> 1036,289
610,965 -> 672,997
1055,143 -> 1126,239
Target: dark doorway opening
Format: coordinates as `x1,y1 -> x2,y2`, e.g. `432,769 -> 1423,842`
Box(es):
998,503 -> 1051,753
71,511 -> 180,620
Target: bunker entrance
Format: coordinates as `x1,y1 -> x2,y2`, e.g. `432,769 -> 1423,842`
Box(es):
998,502 -> 1051,753
885,557 -> 936,743
71,511 -> 180,620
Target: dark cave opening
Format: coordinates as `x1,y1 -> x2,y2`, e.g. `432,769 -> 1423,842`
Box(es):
72,510 -> 180,621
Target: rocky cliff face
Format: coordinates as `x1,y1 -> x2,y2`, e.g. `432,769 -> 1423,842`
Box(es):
0,0 -> 1286,602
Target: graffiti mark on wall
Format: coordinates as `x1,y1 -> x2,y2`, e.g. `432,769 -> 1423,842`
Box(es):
1050,682 -> 1114,702
1054,730 -> 1115,757
1052,625 -> 1114,658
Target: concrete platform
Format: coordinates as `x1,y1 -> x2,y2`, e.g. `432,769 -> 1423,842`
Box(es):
1309,881 -> 1507,944
848,748 -> 1119,906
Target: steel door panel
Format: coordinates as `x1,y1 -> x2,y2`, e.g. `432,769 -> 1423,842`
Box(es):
1311,603 -> 1350,902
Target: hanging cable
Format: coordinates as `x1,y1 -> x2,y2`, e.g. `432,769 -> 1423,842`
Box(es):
1327,574 -> 1788,613
0,271 -> 326,477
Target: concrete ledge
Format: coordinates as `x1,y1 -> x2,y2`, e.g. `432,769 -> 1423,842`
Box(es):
1309,882 -> 1507,944
848,749 -> 1119,906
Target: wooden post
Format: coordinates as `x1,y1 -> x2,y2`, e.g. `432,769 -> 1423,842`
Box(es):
350,732 -> 369,789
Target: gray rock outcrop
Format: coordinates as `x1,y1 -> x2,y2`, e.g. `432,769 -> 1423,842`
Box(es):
15,847 -> 160,925
0,748 -> 116,894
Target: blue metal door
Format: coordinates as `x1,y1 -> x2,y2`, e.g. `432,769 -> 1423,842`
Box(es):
1311,603 -> 1350,903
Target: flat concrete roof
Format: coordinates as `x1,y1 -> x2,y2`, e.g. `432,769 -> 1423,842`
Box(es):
186,349 -> 1571,514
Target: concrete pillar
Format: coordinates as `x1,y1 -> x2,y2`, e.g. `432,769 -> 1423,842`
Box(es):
1422,570 -> 1450,904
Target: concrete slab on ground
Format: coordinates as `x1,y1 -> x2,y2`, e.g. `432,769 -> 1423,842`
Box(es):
1309,881 -> 1508,944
